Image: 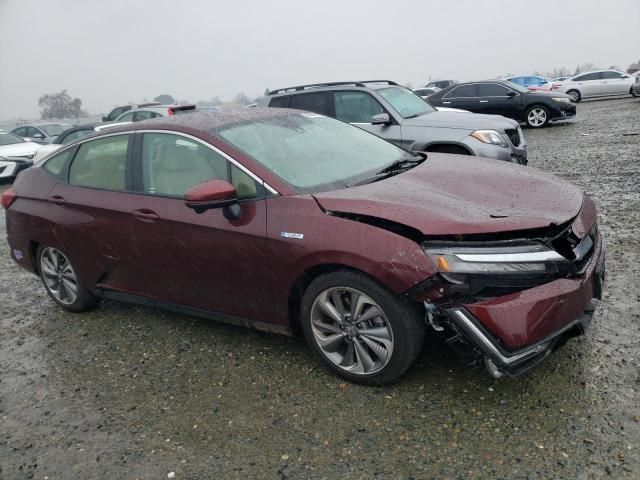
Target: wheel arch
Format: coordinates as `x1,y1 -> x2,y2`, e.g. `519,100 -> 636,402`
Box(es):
421,142 -> 473,155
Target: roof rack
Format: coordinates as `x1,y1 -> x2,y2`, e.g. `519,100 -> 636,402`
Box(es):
267,80 -> 399,95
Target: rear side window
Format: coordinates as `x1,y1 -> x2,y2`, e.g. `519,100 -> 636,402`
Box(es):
61,129 -> 93,144
43,148 -> 75,178
69,135 -> 129,191
269,96 -> 291,108
445,84 -> 477,98
289,93 -> 332,116
134,111 -> 160,121
601,71 -> 624,79
477,83 -> 511,96
117,112 -> 135,122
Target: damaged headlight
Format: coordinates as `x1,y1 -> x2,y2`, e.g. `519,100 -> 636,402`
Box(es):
423,243 -> 566,283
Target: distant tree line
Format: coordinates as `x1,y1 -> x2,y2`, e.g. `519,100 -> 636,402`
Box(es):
38,90 -> 86,119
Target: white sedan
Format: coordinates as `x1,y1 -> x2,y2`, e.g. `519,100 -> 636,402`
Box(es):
0,130 -> 41,179
553,69 -> 637,102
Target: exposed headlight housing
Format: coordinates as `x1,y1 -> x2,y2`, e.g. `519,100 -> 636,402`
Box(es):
552,97 -> 571,103
423,243 -> 566,285
470,130 -> 508,148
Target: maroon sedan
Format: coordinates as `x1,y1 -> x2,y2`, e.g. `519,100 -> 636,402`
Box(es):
2,109 -> 605,384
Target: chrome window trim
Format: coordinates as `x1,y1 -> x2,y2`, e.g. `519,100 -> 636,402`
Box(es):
136,129 -> 279,195
35,130 -> 133,167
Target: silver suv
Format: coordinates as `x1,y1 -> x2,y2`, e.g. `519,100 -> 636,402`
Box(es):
256,80 -> 527,164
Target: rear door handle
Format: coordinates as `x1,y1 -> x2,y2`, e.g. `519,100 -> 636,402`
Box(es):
48,195 -> 66,206
442,101 -> 451,104
132,209 -> 159,222
479,100 -> 489,103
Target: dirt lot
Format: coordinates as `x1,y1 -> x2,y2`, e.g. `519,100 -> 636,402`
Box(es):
1,97 -> 639,480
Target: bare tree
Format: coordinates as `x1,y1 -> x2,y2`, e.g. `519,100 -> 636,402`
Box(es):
38,90 -> 85,119
153,94 -> 175,104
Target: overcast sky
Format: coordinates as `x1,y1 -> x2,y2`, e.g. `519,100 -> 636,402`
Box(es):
1,0 -> 638,120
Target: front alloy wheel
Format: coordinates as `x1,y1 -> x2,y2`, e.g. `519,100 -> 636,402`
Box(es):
310,287 -> 394,375
300,271 -> 425,385
526,106 -> 549,128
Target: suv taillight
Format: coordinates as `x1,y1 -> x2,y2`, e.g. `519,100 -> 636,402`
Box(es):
168,108 -> 175,116
1,187 -> 16,209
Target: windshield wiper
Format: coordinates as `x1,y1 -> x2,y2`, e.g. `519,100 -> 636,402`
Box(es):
346,153 -> 427,187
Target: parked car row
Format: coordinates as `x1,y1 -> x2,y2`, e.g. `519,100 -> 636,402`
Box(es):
3,96 -> 605,384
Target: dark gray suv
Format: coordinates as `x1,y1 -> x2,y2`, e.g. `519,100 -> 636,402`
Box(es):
256,80 -> 527,164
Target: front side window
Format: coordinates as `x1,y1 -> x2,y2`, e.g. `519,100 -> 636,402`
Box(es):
39,124 -> 68,136
0,131 -> 24,146
377,87 -> 434,118
141,132 -> 259,199
288,93 -> 332,116
217,113 -> 409,193
134,111 -> 160,121
27,127 -> 44,138
69,134 -> 129,190
508,77 -> 525,85
445,84 -> 477,98
477,83 -> 511,96
601,71 -> 624,79
334,91 -> 385,123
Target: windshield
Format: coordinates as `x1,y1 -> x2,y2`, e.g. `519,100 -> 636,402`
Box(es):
376,87 -> 435,119
39,124 -> 69,136
0,132 -> 24,146
502,81 -> 530,93
217,113 -> 409,193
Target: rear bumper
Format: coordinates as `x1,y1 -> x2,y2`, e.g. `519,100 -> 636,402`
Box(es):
444,240 -> 605,377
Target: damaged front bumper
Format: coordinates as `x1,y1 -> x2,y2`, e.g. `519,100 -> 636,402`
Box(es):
439,243 -> 604,378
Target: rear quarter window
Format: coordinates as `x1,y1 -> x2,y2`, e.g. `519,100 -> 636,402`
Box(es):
269,96 -> 291,108
43,148 -> 75,178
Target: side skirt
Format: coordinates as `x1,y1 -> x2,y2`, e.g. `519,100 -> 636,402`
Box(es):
90,288 -> 293,337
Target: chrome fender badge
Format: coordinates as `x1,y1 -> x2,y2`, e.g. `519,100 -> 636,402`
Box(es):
280,232 -> 304,240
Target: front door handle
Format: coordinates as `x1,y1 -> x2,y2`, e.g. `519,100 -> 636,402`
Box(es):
479,100 -> 489,103
132,209 -> 159,222
48,195 -> 66,206
442,101 -> 451,104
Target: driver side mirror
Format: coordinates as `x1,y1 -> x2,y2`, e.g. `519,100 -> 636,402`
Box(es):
185,179 -> 241,219
506,91 -> 517,98
32,133 -> 45,139
371,113 -> 391,125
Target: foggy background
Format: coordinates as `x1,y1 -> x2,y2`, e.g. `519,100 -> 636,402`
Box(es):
1,0 -> 638,120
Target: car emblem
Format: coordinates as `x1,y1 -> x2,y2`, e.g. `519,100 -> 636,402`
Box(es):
280,232 -> 304,240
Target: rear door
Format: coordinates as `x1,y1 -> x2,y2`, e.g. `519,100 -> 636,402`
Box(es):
332,90 -> 403,147
126,131 -> 274,321
46,133 -> 138,290
440,84 -> 479,112
571,72 -> 603,97
476,83 -> 521,120
288,92 -> 333,116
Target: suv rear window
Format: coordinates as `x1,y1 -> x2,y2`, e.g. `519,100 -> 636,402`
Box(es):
269,96 -> 291,108
288,93 -> 332,116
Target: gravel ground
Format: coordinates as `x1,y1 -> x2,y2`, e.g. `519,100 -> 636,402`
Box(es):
1,97 -> 639,480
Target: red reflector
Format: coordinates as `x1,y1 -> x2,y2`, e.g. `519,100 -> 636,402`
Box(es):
1,188 -> 16,209
168,108 -> 174,116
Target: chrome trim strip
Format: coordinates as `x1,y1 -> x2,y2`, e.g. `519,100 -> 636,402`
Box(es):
452,309 -> 548,365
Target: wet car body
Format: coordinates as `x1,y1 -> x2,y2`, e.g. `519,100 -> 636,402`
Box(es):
3,109 -> 604,383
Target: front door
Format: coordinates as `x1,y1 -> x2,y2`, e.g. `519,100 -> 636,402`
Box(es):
476,83 -> 521,120
332,90 -> 403,147
126,132 -> 274,322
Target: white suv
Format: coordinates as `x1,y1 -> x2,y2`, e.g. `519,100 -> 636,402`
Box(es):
553,70 -> 637,102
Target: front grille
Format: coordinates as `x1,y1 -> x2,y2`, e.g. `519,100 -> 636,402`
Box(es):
505,128 -> 520,146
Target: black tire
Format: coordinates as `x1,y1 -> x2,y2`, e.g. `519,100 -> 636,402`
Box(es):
525,105 -> 550,128
566,89 -> 581,102
37,245 -> 97,312
426,145 -> 470,155
300,270 -> 425,385
631,86 -> 639,98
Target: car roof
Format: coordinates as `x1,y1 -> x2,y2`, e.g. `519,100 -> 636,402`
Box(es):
267,80 -> 401,96
99,107 -> 301,136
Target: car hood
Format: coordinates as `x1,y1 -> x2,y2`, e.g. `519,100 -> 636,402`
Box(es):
403,110 -> 519,131
314,154 -> 584,236
0,142 -> 40,158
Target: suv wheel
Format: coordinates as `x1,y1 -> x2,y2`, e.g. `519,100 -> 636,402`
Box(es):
300,271 -> 425,385
525,106 -> 550,128
38,246 -> 97,312
566,89 -> 581,102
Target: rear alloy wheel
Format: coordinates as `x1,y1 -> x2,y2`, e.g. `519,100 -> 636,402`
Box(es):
566,89 -> 581,102
38,246 -> 97,312
300,271 -> 425,385
525,106 -> 549,128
